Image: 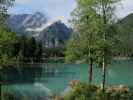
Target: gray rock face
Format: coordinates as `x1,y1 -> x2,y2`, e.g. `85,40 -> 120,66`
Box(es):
7,12 -> 72,48
38,20 -> 72,48
7,12 -> 47,35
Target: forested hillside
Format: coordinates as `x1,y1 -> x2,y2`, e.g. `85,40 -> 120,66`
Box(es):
115,14 -> 133,57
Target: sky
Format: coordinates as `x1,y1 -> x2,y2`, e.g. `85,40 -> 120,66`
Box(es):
8,0 -> 76,24
8,0 -> 133,24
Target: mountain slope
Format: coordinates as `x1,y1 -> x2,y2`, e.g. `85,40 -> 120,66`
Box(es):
116,13 -> 133,56
7,12 -> 47,35
39,20 -> 72,47
118,14 -> 133,27
7,12 -> 72,48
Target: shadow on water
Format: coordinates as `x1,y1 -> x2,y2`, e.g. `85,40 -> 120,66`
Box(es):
1,64 -> 54,100
1,63 -> 77,100
1,64 -> 77,85
1,65 -> 42,84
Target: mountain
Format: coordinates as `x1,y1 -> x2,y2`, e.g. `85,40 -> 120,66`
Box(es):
117,13 -> 133,43
7,12 -> 72,48
116,13 -> 133,56
7,12 -> 47,36
118,14 -> 133,27
38,20 -> 72,48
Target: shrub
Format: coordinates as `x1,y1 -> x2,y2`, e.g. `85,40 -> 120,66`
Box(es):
63,81 -> 131,100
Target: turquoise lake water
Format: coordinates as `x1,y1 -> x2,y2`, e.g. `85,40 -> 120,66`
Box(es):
2,60 -> 133,99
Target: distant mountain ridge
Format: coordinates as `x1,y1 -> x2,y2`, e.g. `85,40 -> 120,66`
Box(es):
7,12 -> 47,34
117,13 -> 133,36
118,13 -> 133,26
7,12 -> 72,48
116,13 -> 133,56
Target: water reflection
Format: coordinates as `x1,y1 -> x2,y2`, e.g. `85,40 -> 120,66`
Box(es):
1,61 -> 133,99
34,83 -> 52,95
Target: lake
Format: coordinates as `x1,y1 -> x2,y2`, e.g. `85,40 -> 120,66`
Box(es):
1,60 -> 133,99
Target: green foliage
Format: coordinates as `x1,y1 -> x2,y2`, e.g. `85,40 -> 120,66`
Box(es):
2,92 -> 29,100
66,0 -> 121,89
66,0 -> 120,64
64,82 -> 99,100
45,47 -> 64,57
13,36 -> 43,63
65,33 -> 82,63
0,0 -> 15,25
0,13 -> 8,25
0,54 -> 15,65
0,0 -> 16,65
0,27 -> 16,65
63,82 -> 131,100
114,14 -> 133,57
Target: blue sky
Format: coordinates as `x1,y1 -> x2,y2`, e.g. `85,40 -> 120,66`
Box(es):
8,0 -> 133,24
9,0 -> 76,24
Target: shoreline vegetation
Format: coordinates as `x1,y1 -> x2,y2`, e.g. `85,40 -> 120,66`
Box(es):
0,57 -> 133,68
2,81 -> 133,100
113,57 -> 133,60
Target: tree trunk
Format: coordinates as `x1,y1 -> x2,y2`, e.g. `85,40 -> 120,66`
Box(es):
102,57 -> 106,92
89,59 -> 93,84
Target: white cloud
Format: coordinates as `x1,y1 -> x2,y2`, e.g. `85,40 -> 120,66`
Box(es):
26,16 -> 65,32
15,0 -> 32,4
116,0 -> 133,18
